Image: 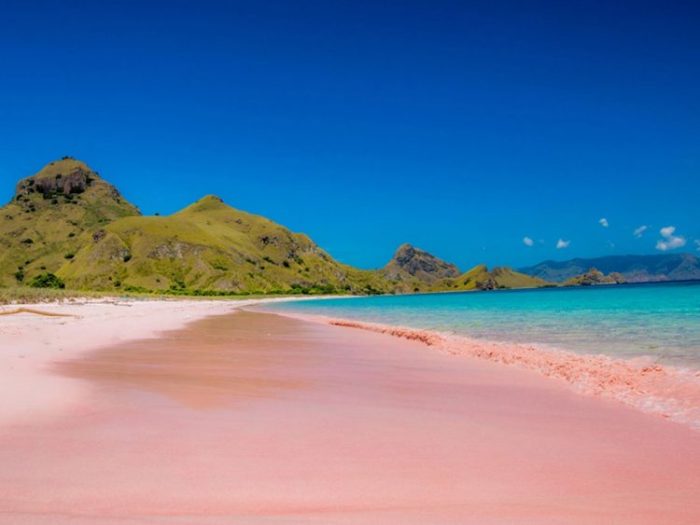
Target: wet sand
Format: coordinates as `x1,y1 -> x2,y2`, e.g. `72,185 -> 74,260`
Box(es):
1,310 -> 699,524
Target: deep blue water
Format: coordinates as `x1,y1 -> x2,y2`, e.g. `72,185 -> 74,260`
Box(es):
265,282 -> 700,368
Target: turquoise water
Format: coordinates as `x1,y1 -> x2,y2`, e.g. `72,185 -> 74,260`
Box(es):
265,282 -> 700,368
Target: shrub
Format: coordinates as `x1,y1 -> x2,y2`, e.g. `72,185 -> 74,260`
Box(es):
169,278 -> 186,291
123,285 -> 150,293
29,272 -> 65,289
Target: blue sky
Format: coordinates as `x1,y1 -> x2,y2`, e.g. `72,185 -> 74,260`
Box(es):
1,1 -> 698,270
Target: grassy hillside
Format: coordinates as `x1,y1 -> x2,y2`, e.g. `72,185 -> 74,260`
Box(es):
58,195 -> 388,294
2,158 -> 551,297
0,158 -> 139,287
435,264 -> 547,291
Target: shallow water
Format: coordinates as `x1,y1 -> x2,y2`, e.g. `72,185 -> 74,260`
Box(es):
266,282 -> 700,368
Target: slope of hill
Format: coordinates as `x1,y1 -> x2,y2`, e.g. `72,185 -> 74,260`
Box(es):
59,194 -> 387,294
0,158 -> 140,287
1,158 -> 552,296
449,264 -> 548,291
520,254 -> 700,283
382,243 -> 460,291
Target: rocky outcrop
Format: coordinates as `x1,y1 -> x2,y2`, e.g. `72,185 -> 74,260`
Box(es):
16,166 -> 92,197
384,244 -> 460,283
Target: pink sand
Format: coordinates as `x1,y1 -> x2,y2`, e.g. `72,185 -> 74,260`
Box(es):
1,307 -> 699,524
277,312 -> 700,430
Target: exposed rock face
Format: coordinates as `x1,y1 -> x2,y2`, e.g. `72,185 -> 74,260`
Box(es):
11,158 -> 130,209
476,276 -> 497,290
16,166 -> 92,197
384,243 -> 461,283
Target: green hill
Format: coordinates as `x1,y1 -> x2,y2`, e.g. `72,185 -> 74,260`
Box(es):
2,158 -> 550,296
59,194 -> 387,294
0,158 -> 139,287
441,264 -> 547,291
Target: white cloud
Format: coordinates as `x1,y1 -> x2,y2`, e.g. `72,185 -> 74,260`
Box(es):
599,218 -> 609,228
556,238 -> 570,249
656,226 -> 686,251
660,225 -> 676,238
523,236 -> 534,247
633,225 -> 648,238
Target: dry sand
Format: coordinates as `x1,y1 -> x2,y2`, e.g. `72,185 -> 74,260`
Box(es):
0,302 -> 699,524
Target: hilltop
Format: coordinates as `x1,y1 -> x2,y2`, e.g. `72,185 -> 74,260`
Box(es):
0,158 -> 139,287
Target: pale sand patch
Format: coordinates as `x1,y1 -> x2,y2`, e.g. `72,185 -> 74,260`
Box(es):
0,298 -> 293,425
1,310 -> 699,524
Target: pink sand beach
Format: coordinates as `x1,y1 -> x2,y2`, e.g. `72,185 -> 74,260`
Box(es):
1,301 -> 699,524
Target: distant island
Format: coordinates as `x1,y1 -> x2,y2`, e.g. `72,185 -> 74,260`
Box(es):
519,253 -> 700,283
2,158 -> 698,297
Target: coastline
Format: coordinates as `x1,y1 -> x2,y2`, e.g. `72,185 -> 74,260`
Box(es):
1,299 -> 699,523
258,308 -> 700,430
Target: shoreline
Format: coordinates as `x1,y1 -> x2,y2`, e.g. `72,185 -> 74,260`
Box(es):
257,308 -> 700,430
1,307 -> 699,523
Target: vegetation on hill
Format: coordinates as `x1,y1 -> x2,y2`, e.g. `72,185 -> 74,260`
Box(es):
1,159 -> 388,296
1,158 -> 568,298
59,194 -> 389,295
0,158 -> 139,288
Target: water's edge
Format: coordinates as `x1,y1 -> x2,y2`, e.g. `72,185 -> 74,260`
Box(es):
258,308 -> 700,431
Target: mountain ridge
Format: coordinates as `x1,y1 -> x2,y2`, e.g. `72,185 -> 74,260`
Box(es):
519,254 -> 700,283
4,158 -> 663,295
